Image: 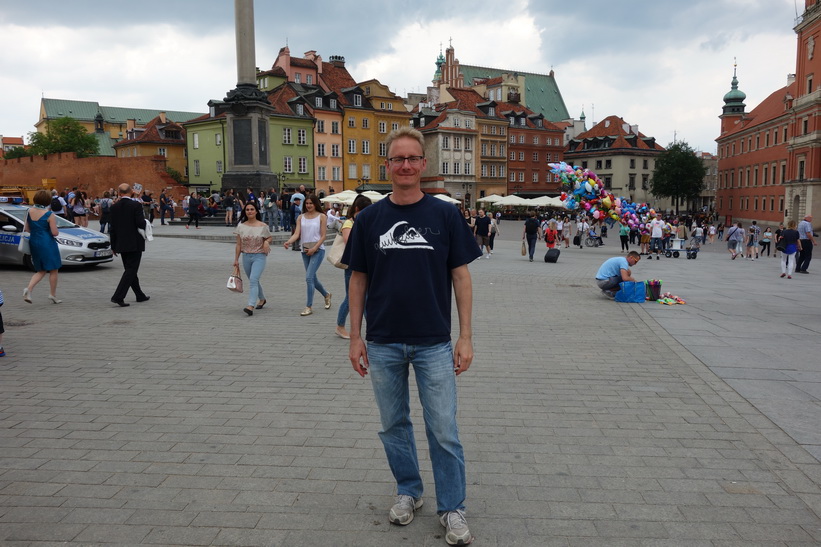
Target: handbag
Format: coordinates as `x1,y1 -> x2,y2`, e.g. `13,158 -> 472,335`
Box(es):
614,281 -> 647,303
326,234 -> 348,269
18,211 -> 31,254
776,240 -> 786,252
521,240 -> 527,256
227,266 -> 243,293
0,288 -> 4,306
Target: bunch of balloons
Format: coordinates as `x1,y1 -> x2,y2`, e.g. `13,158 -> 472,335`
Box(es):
549,161 -> 660,226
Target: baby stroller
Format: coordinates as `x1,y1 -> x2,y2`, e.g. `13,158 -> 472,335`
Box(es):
685,235 -> 701,259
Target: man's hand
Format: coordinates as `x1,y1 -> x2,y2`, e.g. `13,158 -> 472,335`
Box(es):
453,335 -> 473,375
349,337 -> 369,377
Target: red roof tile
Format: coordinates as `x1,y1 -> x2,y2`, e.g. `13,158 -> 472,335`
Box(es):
720,82 -> 796,138
113,115 -> 186,147
569,115 -> 664,151
319,62 -> 357,105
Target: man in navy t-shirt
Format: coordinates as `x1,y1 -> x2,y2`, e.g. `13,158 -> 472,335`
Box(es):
344,127 -> 480,546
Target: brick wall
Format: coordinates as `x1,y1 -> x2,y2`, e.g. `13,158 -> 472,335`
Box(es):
0,152 -> 188,200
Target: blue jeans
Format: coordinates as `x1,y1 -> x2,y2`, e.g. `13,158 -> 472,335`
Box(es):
526,234 -> 537,259
301,248 -> 328,307
242,252 -> 267,308
160,205 -> 175,223
337,268 -> 352,327
367,341 -> 465,513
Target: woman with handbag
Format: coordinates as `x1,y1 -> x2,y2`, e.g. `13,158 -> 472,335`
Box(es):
334,195 -> 372,339
284,194 -> 331,317
23,190 -> 63,304
778,220 -> 802,279
233,200 -> 272,316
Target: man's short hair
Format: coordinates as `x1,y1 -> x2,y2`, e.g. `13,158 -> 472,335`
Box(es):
385,127 -> 425,157
118,183 -> 131,195
627,251 -> 641,260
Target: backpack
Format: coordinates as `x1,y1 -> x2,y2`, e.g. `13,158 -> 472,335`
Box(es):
100,199 -> 111,213
51,197 -> 62,211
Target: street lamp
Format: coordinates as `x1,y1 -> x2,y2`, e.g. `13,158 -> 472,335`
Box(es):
276,171 -> 287,194
357,176 -> 370,192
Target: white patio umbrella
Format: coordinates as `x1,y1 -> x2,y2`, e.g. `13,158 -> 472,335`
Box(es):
492,195 -> 533,207
360,190 -> 388,202
320,190 -> 359,204
529,196 -> 565,207
476,194 -> 504,204
434,194 -> 461,204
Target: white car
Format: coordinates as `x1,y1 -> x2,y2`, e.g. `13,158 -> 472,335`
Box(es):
0,203 -> 113,270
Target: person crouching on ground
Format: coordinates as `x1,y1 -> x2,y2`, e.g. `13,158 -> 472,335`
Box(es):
596,251 -> 641,299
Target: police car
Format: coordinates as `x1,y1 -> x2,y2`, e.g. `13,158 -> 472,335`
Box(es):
0,200 -> 113,270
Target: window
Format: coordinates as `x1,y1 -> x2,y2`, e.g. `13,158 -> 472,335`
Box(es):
378,121 -> 387,133
518,172 -> 524,182
520,118 -> 527,127
442,162 -> 449,174
771,196 -> 775,211
491,144 -> 497,156
581,161 -> 588,169
317,143 -> 326,156
596,160 -> 602,170
465,119 -> 472,129
453,162 -> 460,175
799,159 -> 806,180
193,133 -> 199,149
464,138 -> 472,151
481,143 -> 488,156
332,166 -> 341,181
362,118 -> 370,129
392,122 -> 399,131
754,197 -> 759,211
453,117 -> 460,127
283,128 -> 292,144
488,107 -> 495,116
464,162 -> 471,175
754,166 -> 758,186
379,142 -> 387,156
315,97 -> 322,108
490,126 -> 496,135
317,120 -> 325,133
605,160 -> 612,169
158,147 -> 167,157
454,137 -> 461,149
765,132 -> 769,147
317,166 -> 326,180
532,152 -> 539,162
379,165 -> 387,180
803,118 -> 809,135
532,172 -> 539,183
214,133 -> 221,146
643,159 -> 649,170
481,164 -> 487,177
330,99 -> 337,110
348,139 -> 356,154
500,165 -> 505,178
362,140 -> 370,154
354,94 -> 362,107
442,136 -> 450,149
628,174 -> 636,190
509,172 -> 516,182
298,157 -> 307,174
509,117 -> 516,126
294,73 -> 301,84
194,159 -> 200,176
362,164 -> 371,179
296,104 -> 304,116
348,117 -> 356,128
298,129 -> 307,145
490,165 -> 497,177
500,127 -> 505,135
533,137 -> 539,145
629,159 -> 635,169
331,144 -> 340,157
348,164 -> 357,179
783,126 -> 788,141
331,121 -> 340,134
510,135 -> 515,144
510,151 -> 516,161
306,74 -> 313,85
388,103 -> 393,110
284,156 -> 293,173
642,174 -> 649,190
519,152 -> 525,161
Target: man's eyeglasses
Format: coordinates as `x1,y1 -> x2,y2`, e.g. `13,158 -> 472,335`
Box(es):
387,156 -> 424,166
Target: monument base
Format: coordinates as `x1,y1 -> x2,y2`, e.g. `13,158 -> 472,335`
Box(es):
221,172 -> 279,195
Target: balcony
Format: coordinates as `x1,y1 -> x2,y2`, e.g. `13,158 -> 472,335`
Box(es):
793,87 -> 821,109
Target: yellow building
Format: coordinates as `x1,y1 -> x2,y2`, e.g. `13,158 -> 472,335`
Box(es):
360,79 -> 412,185
112,114 -> 189,179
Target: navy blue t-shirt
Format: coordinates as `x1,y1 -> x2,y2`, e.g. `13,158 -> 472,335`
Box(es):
344,194 -> 482,344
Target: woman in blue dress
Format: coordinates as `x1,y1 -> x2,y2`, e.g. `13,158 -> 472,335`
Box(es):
23,190 -> 63,304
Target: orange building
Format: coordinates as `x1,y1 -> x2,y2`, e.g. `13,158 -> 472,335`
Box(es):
112,114 -> 188,179
716,0 -> 821,225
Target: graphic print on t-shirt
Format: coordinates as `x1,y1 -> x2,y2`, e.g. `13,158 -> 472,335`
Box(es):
378,221 -> 435,252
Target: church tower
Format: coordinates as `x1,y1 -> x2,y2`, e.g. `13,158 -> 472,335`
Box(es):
719,63 -> 747,135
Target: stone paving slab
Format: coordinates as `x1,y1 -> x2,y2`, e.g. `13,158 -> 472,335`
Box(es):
0,228 -> 820,544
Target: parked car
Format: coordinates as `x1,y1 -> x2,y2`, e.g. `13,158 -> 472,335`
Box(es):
0,203 -> 113,270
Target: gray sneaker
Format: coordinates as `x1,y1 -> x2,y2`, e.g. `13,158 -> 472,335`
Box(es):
439,509 -> 473,545
601,289 -> 615,299
389,495 -> 423,525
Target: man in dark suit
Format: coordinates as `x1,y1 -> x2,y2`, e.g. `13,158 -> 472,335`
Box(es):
110,183 -> 149,307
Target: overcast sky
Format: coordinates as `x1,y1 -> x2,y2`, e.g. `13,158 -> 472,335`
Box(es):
0,0 -> 801,154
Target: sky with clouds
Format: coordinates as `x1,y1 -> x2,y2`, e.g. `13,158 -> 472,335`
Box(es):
0,0 -> 802,154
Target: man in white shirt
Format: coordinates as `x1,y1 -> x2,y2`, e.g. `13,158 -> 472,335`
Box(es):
649,216 -> 665,260
576,217 -> 589,249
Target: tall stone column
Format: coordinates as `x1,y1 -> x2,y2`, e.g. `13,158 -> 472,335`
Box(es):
220,0 -> 276,196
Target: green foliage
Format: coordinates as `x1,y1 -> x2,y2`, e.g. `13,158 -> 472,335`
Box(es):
27,117 -> 99,158
650,141 -> 707,204
166,166 -> 184,184
2,147 -> 30,159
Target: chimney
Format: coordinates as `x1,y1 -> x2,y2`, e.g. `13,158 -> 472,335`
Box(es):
329,55 -> 346,68
159,112 -> 167,123
126,119 -> 136,131
787,73 -> 796,85
630,124 -> 638,134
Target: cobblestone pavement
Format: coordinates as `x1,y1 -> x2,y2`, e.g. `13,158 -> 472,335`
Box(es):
1,223 -> 820,545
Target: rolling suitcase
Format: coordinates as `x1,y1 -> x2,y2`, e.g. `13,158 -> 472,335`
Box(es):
573,235 -> 581,247
544,248 -> 560,263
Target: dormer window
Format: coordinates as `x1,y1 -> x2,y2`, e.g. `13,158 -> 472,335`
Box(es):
488,107 -> 495,116
315,97 -> 322,108
520,118 -> 526,127
509,117 -> 515,126
294,73 -> 301,84
536,119 -> 543,128
354,94 -> 363,107
296,104 -> 304,116
330,99 -> 337,109
306,74 -> 313,85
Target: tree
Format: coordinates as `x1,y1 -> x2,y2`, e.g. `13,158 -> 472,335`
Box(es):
2,147 -> 30,159
27,117 -> 99,158
649,141 -> 707,215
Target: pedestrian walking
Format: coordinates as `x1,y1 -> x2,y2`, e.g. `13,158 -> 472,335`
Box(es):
779,219 -> 802,279
233,200 -> 272,316
22,190 -> 63,305
335,194 -> 372,339
284,194 -> 331,316
109,183 -> 150,307
796,215 -> 816,273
